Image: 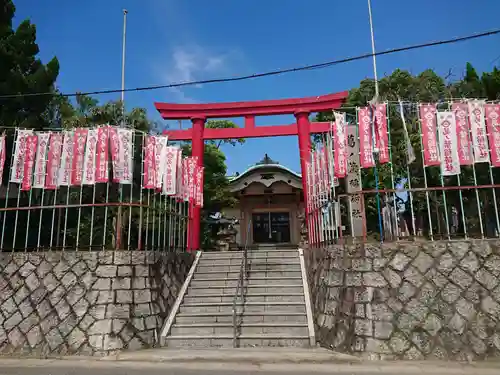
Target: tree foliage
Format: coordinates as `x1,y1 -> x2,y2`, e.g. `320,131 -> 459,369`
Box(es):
0,0 -> 59,129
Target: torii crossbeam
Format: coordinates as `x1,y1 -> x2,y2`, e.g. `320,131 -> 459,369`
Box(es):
155,91 -> 348,250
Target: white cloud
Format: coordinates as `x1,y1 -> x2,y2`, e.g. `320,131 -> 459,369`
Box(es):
159,45 -> 243,103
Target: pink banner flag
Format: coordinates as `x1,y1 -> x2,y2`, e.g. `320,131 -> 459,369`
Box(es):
21,135 -> 38,191
71,128 -> 88,186
95,126 -> 109,183
485,104 -> 500,167
175,148 -> 183,200
374,103 -> 390,163
452,103 -> 473,165
118,128 -> 133,184
468,100 -> 490,163
305,161 -> 313,212
182,157 -> 189,202
143,135 -> 156,189
333,112 -> 347,177
419,104 -> 440,166
0,134 -> 6,186
83,129 -> 98,185
32,132 -> 50,189
57,131 -> 73,186
437,111 -> 460,176
358,107 -> 375,168
187,157 -> 197,202
154,135 -> 169,190
195,165 -> 204,207
162,146 -> 179,195
109,127 -> 121,182
10,129 -> 33,183
45,133 -> 62,190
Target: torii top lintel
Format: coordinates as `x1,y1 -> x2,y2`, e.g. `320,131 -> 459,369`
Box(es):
155,91 -> 348,119
155,91 -> 348,140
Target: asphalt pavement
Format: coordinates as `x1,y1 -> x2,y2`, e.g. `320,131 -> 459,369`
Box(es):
0,359 -> 499,375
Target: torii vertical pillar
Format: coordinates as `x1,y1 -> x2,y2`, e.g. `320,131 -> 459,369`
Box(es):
190,117 -> 205,251
295,112 -> 313,245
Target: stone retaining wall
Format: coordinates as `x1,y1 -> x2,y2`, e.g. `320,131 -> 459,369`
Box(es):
0,250 -> 193,355
305,241 -> 500,360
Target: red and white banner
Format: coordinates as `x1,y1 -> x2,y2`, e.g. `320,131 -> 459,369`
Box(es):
109,127 -> 121,182
58,131 -> 74,187
333,112 -> 347,177
485,104 -> 500,167
452,103 -> 473,165
83,129 -> 98,185
175,148 -> 183,200
419,104 -> 439,166
32,132 -> 50,189
358,107 -> 375,168
195,165 -> 204,207
154,135 -> 169,190
374,103 -> 390,163
187,157 -> 197,202
45,133 -> 62,190
319,146 -> 329,191
468,100 -> 490,164
437,111 -> 460,176
21,135 -> 38,191
71,128 -> 88,186
0,134 -> 6,186
118,128 -> 133,184
182,157 -> 189,201
10,129 -> 33,183
143,135 -> 156,189
162,146 -> 179,195
305,161 -> 313,212
95,126 -> 109,183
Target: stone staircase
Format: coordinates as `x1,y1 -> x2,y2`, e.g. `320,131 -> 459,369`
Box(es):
161,246 -> 314,348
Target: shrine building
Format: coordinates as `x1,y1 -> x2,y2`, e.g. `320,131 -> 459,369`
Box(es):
222,154 -> 305,247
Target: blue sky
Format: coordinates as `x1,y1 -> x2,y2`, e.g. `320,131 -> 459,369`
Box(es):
13,0 -> 500,175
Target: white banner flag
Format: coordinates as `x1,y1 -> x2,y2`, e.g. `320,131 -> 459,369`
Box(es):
83,129 -> 98,185
437,111 -> 460,176
58,130 -> 74,186
117,128 -> 133,184
468,100 -> 490,164
154,135 -> 169,189
32,132 -> 50,188
10,129 -> 33,183
162,146 -> 179,195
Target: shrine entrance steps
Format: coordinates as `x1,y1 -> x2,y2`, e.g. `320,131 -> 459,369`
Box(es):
161,247 -> 315,348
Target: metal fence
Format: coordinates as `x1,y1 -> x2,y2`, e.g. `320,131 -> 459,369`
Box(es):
306,100 -> 500,246
0,127 -> 189,252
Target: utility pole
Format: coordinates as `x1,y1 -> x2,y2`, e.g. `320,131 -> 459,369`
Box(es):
121,9 -> 128,127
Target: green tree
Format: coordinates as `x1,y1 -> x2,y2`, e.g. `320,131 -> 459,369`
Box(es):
0,0 -> 59,129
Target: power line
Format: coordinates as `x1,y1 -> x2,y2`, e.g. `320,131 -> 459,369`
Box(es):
1,28 -> 500,100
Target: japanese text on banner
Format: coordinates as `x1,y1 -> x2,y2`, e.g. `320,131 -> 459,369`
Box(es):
358,107 -> 375,168
468,100 -> 490,163
419,104 -> 440,166
485,104 -> 500,167
437,111 -> 460,176
374,103 -> 390,163
452,103 -> 473,165
333,111 -> 347,177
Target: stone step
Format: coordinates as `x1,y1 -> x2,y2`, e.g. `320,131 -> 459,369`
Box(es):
248,271 -> 302,278
179,301 -> 306,314
193,271 -> 242,279
186,284 -> 303,296
175,312 -> 308,324
170,323 -> 308,336
199,255 -> 299,263
189,276 -> 303,287
183,293 -> 305,304
164,335 -> 309,348
197,262 -> 300,271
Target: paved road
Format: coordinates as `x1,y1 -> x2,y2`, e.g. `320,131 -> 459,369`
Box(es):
0,360 -> 498,375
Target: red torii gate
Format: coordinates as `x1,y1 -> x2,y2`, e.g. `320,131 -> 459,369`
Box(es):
155,91 -> 348,250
